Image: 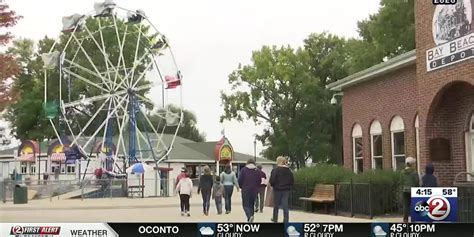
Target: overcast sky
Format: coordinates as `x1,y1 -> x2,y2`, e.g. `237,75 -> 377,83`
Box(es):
5,0 -> 380,156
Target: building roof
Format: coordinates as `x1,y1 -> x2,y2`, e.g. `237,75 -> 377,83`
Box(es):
0,135 -> 275,164
326,50 -> 416,91
173,141 -> 274,164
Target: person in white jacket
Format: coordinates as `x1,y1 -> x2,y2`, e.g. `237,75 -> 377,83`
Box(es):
176,173 -> 193,216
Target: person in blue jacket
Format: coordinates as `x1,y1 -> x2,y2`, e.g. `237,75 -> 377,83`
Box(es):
421,163 -> 438,187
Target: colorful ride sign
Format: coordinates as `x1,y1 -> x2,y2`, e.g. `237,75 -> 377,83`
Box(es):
214,137 -> 234,162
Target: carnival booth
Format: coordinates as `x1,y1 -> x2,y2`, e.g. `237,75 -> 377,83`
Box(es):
16,140 -> 40,181
48,136 -> 82,180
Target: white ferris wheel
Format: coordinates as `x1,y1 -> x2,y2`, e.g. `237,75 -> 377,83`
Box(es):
41,0 -> 183,173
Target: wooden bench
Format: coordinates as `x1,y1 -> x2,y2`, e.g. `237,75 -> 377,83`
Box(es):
128,185 -> 144,198
299,184 -> 335,213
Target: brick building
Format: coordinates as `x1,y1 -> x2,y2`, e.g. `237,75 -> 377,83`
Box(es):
327,0 -> 473,185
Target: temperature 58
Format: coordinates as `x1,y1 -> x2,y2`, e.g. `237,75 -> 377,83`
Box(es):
443,188 -> 455,195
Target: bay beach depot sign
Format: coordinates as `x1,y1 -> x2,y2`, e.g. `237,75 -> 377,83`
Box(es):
427,0 -> 473,71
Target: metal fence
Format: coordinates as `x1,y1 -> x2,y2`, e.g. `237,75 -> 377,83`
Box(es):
456,181 -> 474,222
289,182 -> 310,211
334,181 -> 401,218
1,177 -> 175,202
291,180 -> 402,218
1,179 -> 81,203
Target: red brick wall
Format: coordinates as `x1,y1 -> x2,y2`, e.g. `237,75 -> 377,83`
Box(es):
340,1 -> 474,186
415,0 -> 474,185
342,65 -> 418,172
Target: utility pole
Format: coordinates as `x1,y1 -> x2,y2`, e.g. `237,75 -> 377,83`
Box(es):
253,137 -> 256,160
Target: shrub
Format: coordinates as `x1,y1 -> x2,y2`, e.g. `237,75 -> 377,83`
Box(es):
294,164 -> 354,186
295,164 -> 402,186
352,169 -> 402,186
293,165 -> 404,215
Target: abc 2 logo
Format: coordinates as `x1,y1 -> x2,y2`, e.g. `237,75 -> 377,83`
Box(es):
411,188 -> 458,222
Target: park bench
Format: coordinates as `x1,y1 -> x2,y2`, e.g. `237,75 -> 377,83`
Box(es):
299,184 -> 336,214
128,185 -> 144,198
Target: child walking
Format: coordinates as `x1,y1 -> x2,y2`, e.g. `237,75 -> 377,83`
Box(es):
176,172 -> 193,216
212,176 -> 225,215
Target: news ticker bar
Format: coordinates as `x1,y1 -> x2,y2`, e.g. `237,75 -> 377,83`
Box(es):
2,222 -> 474,237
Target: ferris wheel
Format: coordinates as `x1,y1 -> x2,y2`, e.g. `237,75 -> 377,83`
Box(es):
41,0 -> 183,172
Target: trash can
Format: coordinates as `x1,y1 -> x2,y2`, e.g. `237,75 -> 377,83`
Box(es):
14,184 -> 27,204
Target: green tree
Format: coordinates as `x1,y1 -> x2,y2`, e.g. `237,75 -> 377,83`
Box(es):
137,105 -> 206,142
304,32 -> 350,85
303,33 -> 348,164
6,15 -> 179,142
221,46 -> 334,168
6,38 -> 52,141
349,0 -> 415,73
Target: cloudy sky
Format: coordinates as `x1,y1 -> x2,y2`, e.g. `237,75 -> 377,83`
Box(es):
5,0 -> 380,156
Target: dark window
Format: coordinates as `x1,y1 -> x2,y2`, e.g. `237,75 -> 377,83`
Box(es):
20,162 -> 27,174
354,137 -> 363,158
393,132 -> 405,155
356,159 -> 363,173
393,132 -> 405,170
373,135 -> 383,156
372,135 -> 383,169
353,137 -> 363,173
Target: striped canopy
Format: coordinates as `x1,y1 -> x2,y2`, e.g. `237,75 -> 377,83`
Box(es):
19,153 -> 35,162
51,153 -> 66,163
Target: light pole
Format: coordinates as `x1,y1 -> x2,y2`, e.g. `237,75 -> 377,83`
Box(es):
253,136 -> 257,160
330,92 -> 344,165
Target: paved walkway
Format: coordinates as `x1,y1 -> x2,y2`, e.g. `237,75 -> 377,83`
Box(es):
0,196 -> 401,223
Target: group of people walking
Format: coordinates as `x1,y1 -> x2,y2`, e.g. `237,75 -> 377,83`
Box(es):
176,155 -> 440,223
174,156 -> 294,222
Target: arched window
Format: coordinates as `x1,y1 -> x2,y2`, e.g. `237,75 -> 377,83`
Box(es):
391,116 -> 405,171
352,124 -> 363,173
370,121 -> 383,169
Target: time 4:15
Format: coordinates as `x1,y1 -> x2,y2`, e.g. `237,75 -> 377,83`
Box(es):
416,189 -> 432,195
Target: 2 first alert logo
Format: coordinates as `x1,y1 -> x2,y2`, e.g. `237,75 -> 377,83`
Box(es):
10,225 -> 61,235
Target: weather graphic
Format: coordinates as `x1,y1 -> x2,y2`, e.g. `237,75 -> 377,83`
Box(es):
287,225 -> 301,237
199,226 -> 215,236
371,223 -> 389,237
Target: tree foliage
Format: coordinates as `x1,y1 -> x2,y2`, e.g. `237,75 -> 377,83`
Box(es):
349,0 -> 415,73
221,46 -> 335,167
0,1 -> 22,111
7,17 -> 205,143
220,0 -> 415,167
304,32 -> 350,85
137,105 -> 206,142
6,38 -> 49,140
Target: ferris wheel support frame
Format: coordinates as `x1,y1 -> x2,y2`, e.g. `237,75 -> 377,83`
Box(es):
43,3 -> 184,177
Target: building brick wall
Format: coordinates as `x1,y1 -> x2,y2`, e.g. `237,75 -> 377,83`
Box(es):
425,83 -> 474,185
342,65 -> 418,172
340,1 -> 474,186
415,0 -> 474,185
